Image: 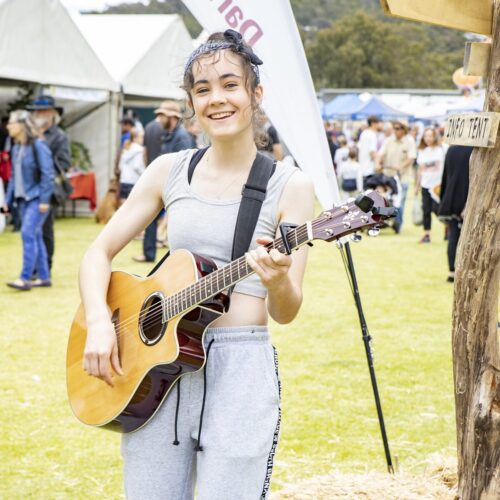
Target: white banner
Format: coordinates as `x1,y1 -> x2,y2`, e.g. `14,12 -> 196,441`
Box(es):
181,0 -> 340,207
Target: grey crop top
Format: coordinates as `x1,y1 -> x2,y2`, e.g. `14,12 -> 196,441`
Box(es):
163,149 -> 298,298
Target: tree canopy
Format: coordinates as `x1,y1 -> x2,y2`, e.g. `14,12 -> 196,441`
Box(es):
306,11 -> 463,89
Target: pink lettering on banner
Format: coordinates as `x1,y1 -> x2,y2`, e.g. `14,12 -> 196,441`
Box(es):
211,0 -> 264,46
226,7 -> 244,28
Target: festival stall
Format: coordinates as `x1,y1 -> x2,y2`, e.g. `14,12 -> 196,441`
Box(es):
0,0 -> 120,210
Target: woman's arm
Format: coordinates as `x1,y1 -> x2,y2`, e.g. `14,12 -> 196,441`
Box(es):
80,154 -> 174,385
246,170 -> 315,324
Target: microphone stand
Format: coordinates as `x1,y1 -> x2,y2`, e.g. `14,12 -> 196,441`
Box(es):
339,240 -> 394,474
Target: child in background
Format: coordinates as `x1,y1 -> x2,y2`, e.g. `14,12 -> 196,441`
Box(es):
337,146 -> 362,200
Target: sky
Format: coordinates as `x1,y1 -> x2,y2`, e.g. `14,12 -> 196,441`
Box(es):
61,0 -> 147,13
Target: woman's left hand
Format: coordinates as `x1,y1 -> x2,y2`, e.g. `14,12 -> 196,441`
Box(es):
245,237 -> 293,291
39,203 -> 50,213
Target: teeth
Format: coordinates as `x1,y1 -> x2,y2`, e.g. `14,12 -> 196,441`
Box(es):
211,112 -> 233,119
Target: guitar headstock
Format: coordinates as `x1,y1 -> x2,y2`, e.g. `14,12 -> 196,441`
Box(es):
311,191 -> 396,242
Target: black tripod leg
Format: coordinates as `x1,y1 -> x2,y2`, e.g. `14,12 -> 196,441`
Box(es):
343,242 -> 394,474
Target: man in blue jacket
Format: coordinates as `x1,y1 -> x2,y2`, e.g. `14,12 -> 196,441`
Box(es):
27,95 -> 71,272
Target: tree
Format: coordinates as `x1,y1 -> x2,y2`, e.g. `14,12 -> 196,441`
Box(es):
306,11 -> 463,89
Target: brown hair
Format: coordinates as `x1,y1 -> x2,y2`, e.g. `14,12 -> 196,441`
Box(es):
348,146 -> 358,160
418,127 -> 440,149
182,32 -> 267,148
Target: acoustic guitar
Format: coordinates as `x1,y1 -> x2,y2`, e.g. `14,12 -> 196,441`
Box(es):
66,192 -> 394,433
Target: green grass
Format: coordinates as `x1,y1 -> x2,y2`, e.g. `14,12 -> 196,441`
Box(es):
0,200 -> 456,498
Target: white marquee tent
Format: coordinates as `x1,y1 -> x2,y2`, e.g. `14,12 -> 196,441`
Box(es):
0,0 -> 120,203
75,14 -> 194,100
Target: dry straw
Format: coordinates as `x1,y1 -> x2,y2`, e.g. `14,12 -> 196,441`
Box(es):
272,454 -> 458,499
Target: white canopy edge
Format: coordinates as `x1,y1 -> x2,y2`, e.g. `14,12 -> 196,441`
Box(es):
75,14 -> 194,98
0,0 -> 118,92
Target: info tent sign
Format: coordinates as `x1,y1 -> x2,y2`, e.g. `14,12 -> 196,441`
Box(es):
444,112 -> 500,148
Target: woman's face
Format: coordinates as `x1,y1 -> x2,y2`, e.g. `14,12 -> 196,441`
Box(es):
423,129 -> 436,147
189,50 -> 262,142
6,118 -> 23,141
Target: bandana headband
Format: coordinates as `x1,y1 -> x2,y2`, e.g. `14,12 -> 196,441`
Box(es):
184,29 -> 263,84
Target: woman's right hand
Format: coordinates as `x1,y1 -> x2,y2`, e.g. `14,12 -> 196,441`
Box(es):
83,319 -> 123,386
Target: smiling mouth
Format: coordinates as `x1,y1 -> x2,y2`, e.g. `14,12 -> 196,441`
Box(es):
208,111 -> 235,120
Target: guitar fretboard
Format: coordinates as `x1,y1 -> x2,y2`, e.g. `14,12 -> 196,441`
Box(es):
163,222 -> 311,319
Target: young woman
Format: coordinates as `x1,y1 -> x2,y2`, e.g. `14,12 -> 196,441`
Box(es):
79,30 -> 314,499
415,127 -> 444,243
4,110 -> 54,290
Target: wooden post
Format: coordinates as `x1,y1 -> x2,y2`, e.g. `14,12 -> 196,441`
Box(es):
452,2 -> 500,497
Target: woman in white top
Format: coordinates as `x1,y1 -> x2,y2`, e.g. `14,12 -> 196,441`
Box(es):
118,127 -> 146,203
415,127 -> 444,243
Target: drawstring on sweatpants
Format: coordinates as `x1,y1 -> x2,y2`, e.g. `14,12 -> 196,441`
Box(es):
194,338 -> 215,452
172,377 -> 181,446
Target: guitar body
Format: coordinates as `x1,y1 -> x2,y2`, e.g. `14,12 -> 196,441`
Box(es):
66,249 -> 230,433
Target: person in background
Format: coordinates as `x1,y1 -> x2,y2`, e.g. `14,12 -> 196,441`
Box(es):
325,127 -> 338,171
133,101 -> 191,263
4,110 -> 54,290
337,146 -> 362,201
376,121 -> 416,233
259,119 -> 284,161
185,117 -> 201,148
415,127 -> 444,243
438,145 -> 472,283
159,101 -> 192,155
118,128 -> 145,204
357,115 -> 381,186
27,95 -> 71,272
133,108 -> 168,262
119,117 -> 135,147
382,121 -> 393,140
333,136 -> 349,173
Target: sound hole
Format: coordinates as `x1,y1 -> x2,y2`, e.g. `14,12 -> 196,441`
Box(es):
139,292 -> 167,346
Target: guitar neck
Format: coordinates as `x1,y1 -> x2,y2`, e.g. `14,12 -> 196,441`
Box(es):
164,221 -> 312,319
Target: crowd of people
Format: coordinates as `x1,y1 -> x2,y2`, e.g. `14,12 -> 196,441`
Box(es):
325,115 -> 471,282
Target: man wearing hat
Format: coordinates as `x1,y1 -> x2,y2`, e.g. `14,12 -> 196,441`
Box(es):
27,95 -> 71,271
133,101 -> 191,263
376,120 -> 416,233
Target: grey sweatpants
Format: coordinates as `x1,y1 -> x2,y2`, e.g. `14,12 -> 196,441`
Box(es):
121,326 -> 281,500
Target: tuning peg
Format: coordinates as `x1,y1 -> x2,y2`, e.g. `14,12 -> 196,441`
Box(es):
368,227 -> 380,237
350,233 -> 362,243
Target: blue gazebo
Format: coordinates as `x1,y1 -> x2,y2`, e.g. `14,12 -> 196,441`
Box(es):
322,94 -> 363,120
350,96 -> 412,121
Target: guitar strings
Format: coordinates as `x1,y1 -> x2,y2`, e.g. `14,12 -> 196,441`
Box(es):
109,209 -> 360,335
114,213 -> 358,335
110,211 -> 361,335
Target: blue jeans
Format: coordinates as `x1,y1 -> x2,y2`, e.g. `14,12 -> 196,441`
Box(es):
19,199 -> 50,281
396,182 -> 409,228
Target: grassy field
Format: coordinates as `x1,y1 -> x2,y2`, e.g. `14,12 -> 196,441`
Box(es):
0,202 -> 457,499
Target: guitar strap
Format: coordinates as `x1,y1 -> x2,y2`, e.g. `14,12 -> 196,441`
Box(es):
148,148 -> 276,281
